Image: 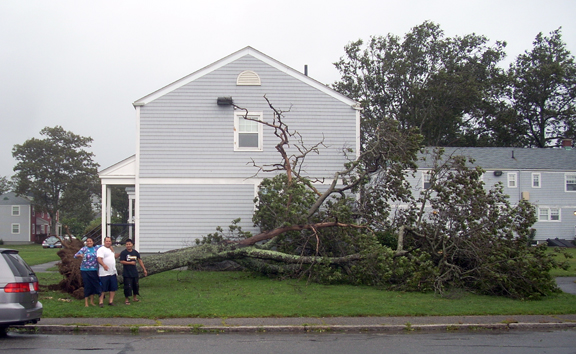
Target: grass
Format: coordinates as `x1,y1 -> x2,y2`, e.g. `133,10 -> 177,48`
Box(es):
4,243 -> 61,266
549,248 -> 576,277
37,270 -> 576,319
12,243 -> 576,319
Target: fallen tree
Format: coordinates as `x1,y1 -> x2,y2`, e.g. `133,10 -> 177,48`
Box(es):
52,97 -> 569,300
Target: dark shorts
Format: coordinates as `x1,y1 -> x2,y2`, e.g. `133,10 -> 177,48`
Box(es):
81,270 -> 101,298
100,274 -> 118,292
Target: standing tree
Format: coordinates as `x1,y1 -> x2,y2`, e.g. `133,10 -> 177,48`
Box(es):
0,176 -> 12,195
333,21 -> 508,147
12,126 -> 99,235
508,28 -> 576,147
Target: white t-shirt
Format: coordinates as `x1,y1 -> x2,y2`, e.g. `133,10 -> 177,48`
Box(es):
97,246 -> 117,277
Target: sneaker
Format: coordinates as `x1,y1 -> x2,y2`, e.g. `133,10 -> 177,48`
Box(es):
108,302 -> 115,306
99,303 -> 104,308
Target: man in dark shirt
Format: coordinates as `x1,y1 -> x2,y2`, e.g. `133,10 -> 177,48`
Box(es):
119,239 -> 147,305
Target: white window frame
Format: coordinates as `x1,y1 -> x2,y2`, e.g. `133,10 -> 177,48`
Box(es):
11,223 -> 20,234
538,207 -> 561,222
234,112 -> 263,151
566,173 -> 576,192
531,173 -> 541,188
422,171 -> 431,190
11,205 -> 20,216
507,172 -> 517,188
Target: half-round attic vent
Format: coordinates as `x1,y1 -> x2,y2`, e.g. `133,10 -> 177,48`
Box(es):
237,70 -> 261,86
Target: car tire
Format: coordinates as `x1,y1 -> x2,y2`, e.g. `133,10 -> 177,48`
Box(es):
0,326 -> 7,337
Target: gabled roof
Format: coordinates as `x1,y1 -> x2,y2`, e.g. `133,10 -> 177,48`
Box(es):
418,147 -> 576,171
133,46 -> 358,108
99,155 -> 136,185
0,192 -> 32,205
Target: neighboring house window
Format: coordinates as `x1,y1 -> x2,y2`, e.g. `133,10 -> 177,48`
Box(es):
532,173 -> 541,188
12,205 -> 20,216
11,223 -> 20,234
507,173 -> 517,188
538,207 -> 560,221
566,173 -> 576,191
234,112 -> 263,151
422,171 -> 431,190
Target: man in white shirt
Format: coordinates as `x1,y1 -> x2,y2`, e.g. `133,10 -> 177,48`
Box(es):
97,237 -> 118,307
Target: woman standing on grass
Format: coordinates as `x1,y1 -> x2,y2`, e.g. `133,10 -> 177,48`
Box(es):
74,237 -> 102,307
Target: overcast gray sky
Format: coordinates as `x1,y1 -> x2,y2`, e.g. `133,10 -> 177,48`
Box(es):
1,0 -> 575,179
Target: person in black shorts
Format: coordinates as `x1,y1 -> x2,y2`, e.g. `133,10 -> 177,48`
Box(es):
119,239 -> 147,305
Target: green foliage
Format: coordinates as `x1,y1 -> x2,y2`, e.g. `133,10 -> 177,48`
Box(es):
0,176 -> 13,195
196,218 -> 253,246
252,174 -> 318,231
390,149 -> 561,299
334,21 -> 507,147
508,28 -> 576,147
12,126 -> 99,234
83,218 -> 101,235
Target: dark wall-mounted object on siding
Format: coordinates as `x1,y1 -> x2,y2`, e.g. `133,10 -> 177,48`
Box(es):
217,97 -> 234,106
493,170 -> 503,177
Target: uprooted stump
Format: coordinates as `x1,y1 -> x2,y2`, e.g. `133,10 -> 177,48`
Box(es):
49,237 -> 85,299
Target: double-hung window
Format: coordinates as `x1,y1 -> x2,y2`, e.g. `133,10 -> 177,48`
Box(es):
234,112 -> 263,151
422,171 -> 431,190
12,205 -> 20,216
507,173 -> 517,188
566,173 -> 576,192
11,223 -> 20,234
531,173 -> 541,188
538,207 -> 560,221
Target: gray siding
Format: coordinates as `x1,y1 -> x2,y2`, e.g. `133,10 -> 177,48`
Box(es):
408,157 -> 576,241
139,55 -> 356,179
138,184 -> 258,252
0,205 -> 30,243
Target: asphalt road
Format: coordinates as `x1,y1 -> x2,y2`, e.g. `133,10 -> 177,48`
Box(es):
2,330 -> 576,354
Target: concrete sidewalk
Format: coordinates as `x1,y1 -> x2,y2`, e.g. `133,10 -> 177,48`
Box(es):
14,314 -> 576,335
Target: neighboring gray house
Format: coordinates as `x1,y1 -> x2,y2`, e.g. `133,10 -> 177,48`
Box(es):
0,192 -> 51,244
100,47 -> 360,253
410,147 -> 576,242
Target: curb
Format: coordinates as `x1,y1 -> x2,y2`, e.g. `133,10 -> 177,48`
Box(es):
12,322 -> 576,335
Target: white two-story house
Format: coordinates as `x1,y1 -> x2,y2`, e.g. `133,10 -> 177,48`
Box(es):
99,47 -> 360,253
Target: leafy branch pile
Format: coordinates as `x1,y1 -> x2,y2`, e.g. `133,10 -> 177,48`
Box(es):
139,98 -> 569,300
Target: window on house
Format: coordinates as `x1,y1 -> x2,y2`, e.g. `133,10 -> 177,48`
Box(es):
507,173 -> 517,188
422,171 -> 431,190
234,112 -> 263,151
11,223 -> 20,234
532,173 -> 541,188
566,173 -> 576,191
12,205 -> 20,216
538,207 -> 560,221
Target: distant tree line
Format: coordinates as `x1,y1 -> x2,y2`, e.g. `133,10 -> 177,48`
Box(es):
333,21 -> 576,149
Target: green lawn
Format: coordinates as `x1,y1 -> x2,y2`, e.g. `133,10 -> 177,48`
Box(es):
36,269 -> 576,319
549,248 -> 576,277
3,243 -> 61,266
10,243 -> 576,319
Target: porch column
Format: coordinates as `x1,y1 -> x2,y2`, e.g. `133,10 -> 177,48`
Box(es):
125,186 -> 135,239
101,184 -> 112,243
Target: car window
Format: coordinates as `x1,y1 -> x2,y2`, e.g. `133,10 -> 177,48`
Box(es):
2,251 -> 35,277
